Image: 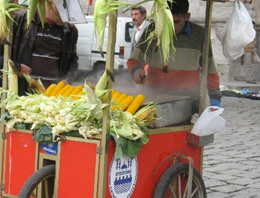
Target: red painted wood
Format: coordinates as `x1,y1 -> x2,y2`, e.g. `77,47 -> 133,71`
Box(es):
57,139 -> 99,198
4,131 -> 36,196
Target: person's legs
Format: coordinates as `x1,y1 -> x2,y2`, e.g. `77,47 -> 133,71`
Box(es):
244,52 -> 256,84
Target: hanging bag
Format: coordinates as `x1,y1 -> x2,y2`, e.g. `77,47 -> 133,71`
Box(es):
221,0 -> 256,60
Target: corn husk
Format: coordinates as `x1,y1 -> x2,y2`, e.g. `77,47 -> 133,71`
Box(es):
0,0 -> 25,44
93,0 -> 131,56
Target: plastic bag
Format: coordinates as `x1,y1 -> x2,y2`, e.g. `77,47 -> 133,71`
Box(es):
191,107 -> 226,136
219,1 -> 256,60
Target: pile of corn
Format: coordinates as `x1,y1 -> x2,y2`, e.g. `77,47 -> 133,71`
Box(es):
45,81 -> 83,99
44,81 -> 155,125
111,90 -> 144,115
45,82 -> 145,114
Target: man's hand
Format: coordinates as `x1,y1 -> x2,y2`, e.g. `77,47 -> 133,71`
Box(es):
18,64 -> 32,77
133,69 -> 146,84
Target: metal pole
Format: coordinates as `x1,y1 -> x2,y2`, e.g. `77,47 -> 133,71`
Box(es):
199,0 -> 214,115
0,15 -> 13,194
98,10 -> 117,198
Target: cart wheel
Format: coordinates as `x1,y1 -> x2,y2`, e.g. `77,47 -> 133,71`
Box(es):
18,164 -> 55,198
153,162 -> 206,198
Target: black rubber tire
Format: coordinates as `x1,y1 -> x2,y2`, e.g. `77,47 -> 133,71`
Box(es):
18,164 -> 55,198
153,162 -> 207,198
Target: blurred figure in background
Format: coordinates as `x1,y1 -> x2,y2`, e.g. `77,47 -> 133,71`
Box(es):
243,40 -> 260,84
12,0 -> 78,95
131,6 -> 149,52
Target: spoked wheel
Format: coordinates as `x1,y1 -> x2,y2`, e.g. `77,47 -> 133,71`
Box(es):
18,164 -> 55,198
154,162 -> 207,198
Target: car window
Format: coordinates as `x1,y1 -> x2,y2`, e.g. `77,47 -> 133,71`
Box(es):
125,22 -> 134,43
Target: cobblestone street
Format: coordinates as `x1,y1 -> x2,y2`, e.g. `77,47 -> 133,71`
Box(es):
203,96 -> 260,198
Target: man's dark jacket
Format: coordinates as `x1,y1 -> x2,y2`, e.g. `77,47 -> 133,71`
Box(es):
12,9 -> 78,95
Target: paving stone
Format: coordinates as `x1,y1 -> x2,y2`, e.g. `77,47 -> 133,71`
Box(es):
229,178 -> 255,186
227,188 -> 260,198
206,191 -> 232,198
204,178 -> 227,188
210,184 -> 246,193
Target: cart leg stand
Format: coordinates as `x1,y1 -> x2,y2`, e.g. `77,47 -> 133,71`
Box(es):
98,8 -> 117,198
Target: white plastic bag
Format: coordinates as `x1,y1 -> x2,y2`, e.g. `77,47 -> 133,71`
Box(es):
191,107 -> 226,136
220,1 -> 256,60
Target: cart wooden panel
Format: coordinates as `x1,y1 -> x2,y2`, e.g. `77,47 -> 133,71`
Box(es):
56,137 -> 100,197
3,130 -> 37,197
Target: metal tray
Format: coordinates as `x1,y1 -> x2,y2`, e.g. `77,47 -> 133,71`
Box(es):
144,95 -> 192,128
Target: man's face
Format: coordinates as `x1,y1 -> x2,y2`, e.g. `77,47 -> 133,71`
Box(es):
131,10 -> 146,27
45,1 -> 63,25
173,13 -> 190,35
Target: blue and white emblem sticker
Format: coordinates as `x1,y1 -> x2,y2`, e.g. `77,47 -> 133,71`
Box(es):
40,142 -> 58,155
109,155 -> 138,198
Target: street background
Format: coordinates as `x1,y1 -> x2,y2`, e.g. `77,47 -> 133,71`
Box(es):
202,70 -> 260,197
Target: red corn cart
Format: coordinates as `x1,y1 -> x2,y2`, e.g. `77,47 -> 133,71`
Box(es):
0,0 -> 223,197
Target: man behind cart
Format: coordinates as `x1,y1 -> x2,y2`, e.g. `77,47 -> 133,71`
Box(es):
12,0 -> 78,96
127,0 -> 221,113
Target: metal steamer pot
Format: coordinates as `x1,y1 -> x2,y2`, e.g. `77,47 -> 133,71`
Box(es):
144,95 -> 192,128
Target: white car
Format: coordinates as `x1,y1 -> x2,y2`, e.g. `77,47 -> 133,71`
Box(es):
75,15 -> 134,78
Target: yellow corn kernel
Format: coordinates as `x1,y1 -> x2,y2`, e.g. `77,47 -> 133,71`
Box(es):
116,93 -> 127,103
71,84 -> 83,95
118,95 -> 134,111
55,84 -> 71,98
112,93 -> 128,110
112,91 -> 121,100
62,86 -> 75,98
111,89 -> 115,96
45,84 -> 56,97
72,90 -> 83,100
126,94 -> 145,114
49,81 -> 65,97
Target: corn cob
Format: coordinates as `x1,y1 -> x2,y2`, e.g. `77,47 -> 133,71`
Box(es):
111,89 -> 115,96
118,95 -> 134,111
126,94 -> 145,114
55,84 -> 71,98
49,81 -> 65,97
26,76 -> 45,94
45,84 -> 56,96
112,91 -> 121,100
136,106 -> 156,123
71,84 -> 83,95
62,86 -> 75,98
7,59 -> 18,94
112,93 -> 127,110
